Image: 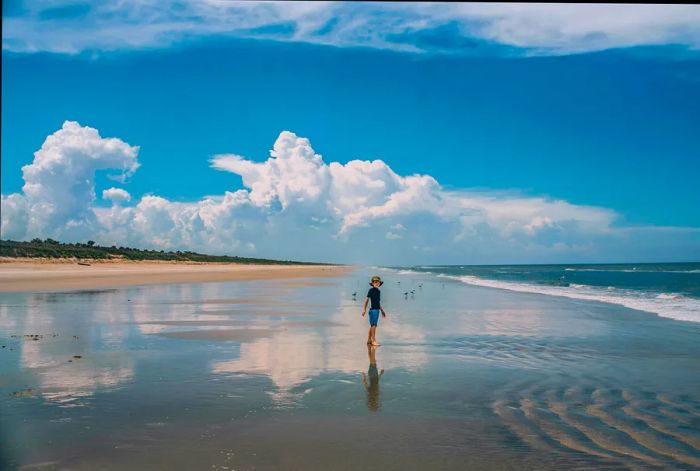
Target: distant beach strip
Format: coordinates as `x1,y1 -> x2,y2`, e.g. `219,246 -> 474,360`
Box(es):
0,260 -> 352,293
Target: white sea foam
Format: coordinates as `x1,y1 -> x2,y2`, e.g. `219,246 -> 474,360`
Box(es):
563,268 -> 700,274
383,268 -> 432,276
436,274 -> 700,323
396,269 -> 421,275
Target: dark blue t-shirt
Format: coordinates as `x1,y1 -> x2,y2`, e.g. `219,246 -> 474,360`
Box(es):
367,287 -> 381,309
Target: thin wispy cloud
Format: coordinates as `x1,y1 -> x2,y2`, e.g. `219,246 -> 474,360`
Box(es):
2,121 -> 698,264
3,2 -> 700,56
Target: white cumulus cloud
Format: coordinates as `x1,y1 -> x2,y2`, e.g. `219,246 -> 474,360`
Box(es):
2,121 -> 699,264
2,121 -> 139,241
102,188 -> 131,204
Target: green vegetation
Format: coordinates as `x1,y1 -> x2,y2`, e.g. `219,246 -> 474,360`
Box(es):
0,239 -> 326,265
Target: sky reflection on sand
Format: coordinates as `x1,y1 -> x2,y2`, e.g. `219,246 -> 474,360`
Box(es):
210,288 -> 429,400
3,269 -> 700,470
0,271 -> 431,408
0,268 -> 617,407
7,291 -> 134,405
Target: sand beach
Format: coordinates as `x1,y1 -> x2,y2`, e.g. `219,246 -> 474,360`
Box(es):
1,266 -> 699,470
0,258 -> 350,292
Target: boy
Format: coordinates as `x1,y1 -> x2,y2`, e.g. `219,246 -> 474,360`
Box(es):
362,275 -> 387,346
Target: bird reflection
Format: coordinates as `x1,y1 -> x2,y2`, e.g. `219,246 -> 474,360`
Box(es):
361,345 -> 384,412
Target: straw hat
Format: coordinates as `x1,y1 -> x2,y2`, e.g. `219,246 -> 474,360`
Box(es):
370,275 -> 384,286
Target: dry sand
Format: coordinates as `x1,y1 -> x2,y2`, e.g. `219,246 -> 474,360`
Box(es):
0,258 -> 352,292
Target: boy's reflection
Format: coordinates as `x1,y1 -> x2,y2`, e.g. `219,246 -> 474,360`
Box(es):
361,345 -> 384,412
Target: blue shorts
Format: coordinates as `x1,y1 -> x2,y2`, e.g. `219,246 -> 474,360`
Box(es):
368,309 -> 380,326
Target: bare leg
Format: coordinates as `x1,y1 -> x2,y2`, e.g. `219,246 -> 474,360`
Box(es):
367,326 -> 373,344
371,326 -> 380,346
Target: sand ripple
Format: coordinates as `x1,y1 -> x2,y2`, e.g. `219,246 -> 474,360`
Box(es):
492,381 -> 700,470
432,335 -> 599,369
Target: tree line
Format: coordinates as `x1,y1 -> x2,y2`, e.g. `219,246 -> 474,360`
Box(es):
0,238 -> 325,265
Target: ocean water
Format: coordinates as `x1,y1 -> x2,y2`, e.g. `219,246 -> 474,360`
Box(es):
392,263 -> 700,323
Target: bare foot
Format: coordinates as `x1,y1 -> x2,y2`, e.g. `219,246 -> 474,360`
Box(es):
371,341 -> 381,346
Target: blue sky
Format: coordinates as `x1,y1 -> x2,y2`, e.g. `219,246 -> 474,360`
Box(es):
2,2 -> 700,264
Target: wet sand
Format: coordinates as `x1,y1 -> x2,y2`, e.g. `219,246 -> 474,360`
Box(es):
1,268 -> 699,470
0,259 -> 350,292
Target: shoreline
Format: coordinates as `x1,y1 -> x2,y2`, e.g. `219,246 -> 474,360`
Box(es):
0,258 -> 352,292
380,266 -> 700,325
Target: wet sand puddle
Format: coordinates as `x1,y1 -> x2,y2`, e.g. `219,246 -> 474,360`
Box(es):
3,269 -> 700,470
427,335 -> 601,369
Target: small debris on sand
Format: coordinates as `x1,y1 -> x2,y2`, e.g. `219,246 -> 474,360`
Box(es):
11,388 -> 35,398
73,355 -> 82,359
